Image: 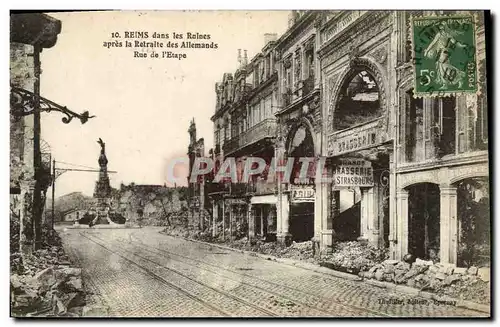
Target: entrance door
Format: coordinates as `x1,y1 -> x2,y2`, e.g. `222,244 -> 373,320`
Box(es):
290,202 -> 314,242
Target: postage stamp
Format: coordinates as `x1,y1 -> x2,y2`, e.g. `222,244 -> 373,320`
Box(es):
411,15 -> 478,97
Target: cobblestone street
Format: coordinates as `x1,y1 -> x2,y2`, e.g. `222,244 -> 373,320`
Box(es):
58,227 -> 488,318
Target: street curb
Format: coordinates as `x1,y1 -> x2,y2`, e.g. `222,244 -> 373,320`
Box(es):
159,232 -> 361,282
160,231 -> 490,315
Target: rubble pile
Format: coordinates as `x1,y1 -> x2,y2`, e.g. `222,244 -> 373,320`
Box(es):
360,259 -> 491,304
11,266 -> 86,317
10,229 -> 88,317
320,241 -> 389,274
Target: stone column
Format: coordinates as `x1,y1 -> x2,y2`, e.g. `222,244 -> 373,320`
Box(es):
199,180 -> 205,231
361,182 -> 382,248
229,203 -> 233,240
359,188 -> 370,241
260,206 -> 265,236
19,180 -> 35,258
247,202 -> 254,239
277,192 -> 291,245
396,189 -> 409,260
275,132 -> 291,245
389,155 -> 398,259
440,185 -> 458,265
319,162 -> 335,252
221,200 -> 226,241
212,200 -> 218,237
313,176 -> 323,252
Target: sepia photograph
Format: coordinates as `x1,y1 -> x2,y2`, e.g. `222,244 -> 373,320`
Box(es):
9,9 -> 491,318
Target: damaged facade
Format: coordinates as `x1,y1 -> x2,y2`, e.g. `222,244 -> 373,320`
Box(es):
187,119 -> 208,229
10,13 -> 62,256
193,10 -> 489,268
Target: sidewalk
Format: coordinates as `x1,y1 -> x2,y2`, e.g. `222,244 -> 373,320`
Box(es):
161,232 -> 490,315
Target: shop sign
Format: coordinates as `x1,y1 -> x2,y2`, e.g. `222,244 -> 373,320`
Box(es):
334,158 -> 374,187
327,120 -> 385,156
290,185 -> 315,202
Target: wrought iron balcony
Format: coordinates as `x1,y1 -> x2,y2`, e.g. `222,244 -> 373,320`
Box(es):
222,118 -> 277,155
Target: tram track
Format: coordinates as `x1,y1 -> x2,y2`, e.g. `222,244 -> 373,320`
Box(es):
79,231 -> 279,317
117,232 -> 390,317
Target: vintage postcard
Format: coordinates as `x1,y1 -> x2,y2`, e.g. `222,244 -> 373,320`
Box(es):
9,10 -> 491,318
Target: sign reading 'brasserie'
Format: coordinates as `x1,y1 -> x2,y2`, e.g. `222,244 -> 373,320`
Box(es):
334,159 -> 374,187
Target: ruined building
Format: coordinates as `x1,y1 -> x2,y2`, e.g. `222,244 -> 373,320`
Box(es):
199,10 -> 490,268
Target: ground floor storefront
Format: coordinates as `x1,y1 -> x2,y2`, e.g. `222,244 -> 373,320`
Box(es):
207,154 -> 489,269
394,154 -> 490,267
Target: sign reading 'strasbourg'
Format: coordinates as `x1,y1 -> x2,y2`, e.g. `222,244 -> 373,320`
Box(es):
165,156 -> 374,187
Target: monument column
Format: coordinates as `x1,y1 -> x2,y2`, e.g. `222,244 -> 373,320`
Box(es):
93,138 -> 112,225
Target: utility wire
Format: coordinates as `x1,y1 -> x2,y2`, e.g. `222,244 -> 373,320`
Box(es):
55,160 -> 98,170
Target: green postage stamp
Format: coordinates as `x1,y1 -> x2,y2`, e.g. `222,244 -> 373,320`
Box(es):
412,15 -> 477,97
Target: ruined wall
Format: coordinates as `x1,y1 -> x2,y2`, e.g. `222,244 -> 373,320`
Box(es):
10,43 -> 36,193
116,184 -> 188,225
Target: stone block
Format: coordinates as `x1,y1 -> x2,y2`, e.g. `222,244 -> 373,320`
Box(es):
394,271 -> 407,284
435,272 -> 446,280
375,270 -> 384,281
467,266 -> 478,275
384,265 -> 395,274
415,258 -> 433,266
429,265 -> 439,274
395,262 -> 411,272
478,267 -> 490,282
383,259 -> 399,265
65,277 -> 83,291
443,274 -> 461,286
453,267 -> 467,275
383,273 -> 394,282
34,267 -> 56,291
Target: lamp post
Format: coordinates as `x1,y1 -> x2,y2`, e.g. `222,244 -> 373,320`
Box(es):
137,200 -> 144,228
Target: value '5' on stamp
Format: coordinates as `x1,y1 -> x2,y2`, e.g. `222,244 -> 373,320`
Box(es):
412,15 -> 477,96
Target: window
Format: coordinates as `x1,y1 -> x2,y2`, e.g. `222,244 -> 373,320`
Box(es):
403,88 -> 457,162
265,56 -> 271,78
214,129 -> 220,146
404,89 -> 424,162
335,70 -> 381,131
305,46 -> 314,80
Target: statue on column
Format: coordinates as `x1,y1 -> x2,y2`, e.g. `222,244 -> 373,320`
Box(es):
93,138 -> 111,224
97,138 -> 108,167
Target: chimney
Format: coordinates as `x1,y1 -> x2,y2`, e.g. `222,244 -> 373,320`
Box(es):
264,33 -> 278,45
237,49 -> 242,66
243,50 -> 248,66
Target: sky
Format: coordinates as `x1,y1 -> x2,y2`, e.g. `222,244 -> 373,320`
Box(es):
40,10 -> 290,198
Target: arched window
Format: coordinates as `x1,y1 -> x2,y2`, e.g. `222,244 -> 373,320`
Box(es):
334,70 -> 382,131
288,125 -> 315,185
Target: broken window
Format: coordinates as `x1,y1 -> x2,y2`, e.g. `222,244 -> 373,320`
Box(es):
457,178 -> 490,267
402,89 -> 457,162
334,70 -> 382,131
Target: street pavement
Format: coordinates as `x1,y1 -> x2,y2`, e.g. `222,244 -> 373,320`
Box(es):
58,226 -> 488,318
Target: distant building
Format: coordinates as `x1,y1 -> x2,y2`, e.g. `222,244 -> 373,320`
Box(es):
62,209 -> 87,222
187,120 -> 207,229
